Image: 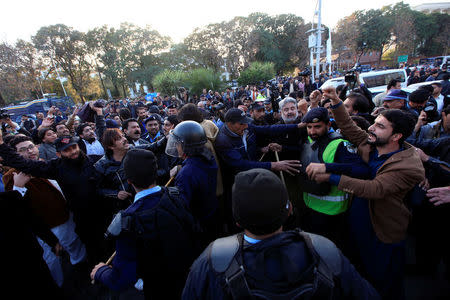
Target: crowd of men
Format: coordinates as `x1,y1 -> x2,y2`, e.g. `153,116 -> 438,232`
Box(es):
0,62 -> 449,300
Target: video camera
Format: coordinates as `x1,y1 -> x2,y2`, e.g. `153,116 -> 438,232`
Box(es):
344,70 -> 357,83
298,69 -> 311,77
0,109 -> 10,120
423,102 -> 438,122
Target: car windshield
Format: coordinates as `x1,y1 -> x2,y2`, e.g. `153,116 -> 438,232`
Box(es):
362,71 -> 405,88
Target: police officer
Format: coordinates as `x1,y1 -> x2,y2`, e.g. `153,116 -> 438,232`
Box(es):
182,168 -> 380,300
166,120 -> 219,244
91,149 -> 199,299
299,107 -> 371,245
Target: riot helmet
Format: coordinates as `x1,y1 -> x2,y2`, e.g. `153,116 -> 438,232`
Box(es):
165,120 -> 207,157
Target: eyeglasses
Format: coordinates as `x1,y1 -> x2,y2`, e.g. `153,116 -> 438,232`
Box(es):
17,144 -> 36,153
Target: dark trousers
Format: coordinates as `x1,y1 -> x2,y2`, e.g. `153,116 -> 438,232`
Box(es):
299,205 -> 345,249
345,197 -> 405,300
414,201 -> 450,277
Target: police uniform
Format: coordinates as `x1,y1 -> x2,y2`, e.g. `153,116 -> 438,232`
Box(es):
298,108 -> 371,246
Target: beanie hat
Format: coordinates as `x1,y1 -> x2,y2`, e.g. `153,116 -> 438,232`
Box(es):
232,168 -> 289,235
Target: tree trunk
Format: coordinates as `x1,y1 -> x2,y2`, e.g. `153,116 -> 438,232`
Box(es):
95,62 -> 108,99
0,91 -> 6,107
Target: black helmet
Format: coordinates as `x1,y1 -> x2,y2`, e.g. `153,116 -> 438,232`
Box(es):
165,121 -> 207,157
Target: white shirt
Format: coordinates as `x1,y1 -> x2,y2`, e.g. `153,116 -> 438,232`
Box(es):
83,139 -> 105,156
435,94 -> 444,113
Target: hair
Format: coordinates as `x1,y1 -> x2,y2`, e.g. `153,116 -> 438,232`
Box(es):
387,79 -> 401,90
351,115 -> 371,132
136,106 -> 148,113
288,92 -> 297,99
3,134 -> 16,146
122,118 -> 139,131
124,149 -> 157,189
296,90 -> 304,99
101,128 -> 123,156
109,113 -> 119,120
347,92 -> 370,113
279,97 -> 297,110
166,115 -> 179,127
76,123 -> 91,136
177,103 -> 204,123
38,127 -> 54,142
409,88 -> 431,104
431,82 -> 442,88
118,108 -> 132,120
234,100 -> 244,108
443,74 -> 449,81
10,135 -> 33,150
379,109 -> 416,144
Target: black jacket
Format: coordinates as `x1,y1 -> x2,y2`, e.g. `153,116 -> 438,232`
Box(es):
0,191 -> 62,299
182,230 -> 380,300
0,143 -> 108,261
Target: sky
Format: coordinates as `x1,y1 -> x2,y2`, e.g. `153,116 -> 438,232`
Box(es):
0,0 -> 441,44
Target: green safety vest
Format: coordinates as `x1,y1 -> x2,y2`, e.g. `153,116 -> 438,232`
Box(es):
303,137 -> 349,215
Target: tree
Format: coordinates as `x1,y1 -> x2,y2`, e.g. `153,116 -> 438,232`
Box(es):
238,61 -> 275,86
152,70 -> 185,96
86,23 -> 171,97
333,14 -> 360,69
185,68 -> 224,96
0,41 -> 47,104
355,9 -> 393,65
33,24 -> 92,103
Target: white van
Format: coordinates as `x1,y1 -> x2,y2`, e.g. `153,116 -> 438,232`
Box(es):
435,55 -> 450,68
321,69 -> 407,96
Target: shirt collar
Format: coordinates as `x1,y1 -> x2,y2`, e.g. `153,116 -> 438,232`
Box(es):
134,186 -> 161,203
373,147 -> 404,160
244,234 -> 261,244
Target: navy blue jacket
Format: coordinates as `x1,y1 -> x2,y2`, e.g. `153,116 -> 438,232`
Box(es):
215,123 -> 299,178
94,190 -> 164,291
182,230 -> 380,299
175,154 -> 218,225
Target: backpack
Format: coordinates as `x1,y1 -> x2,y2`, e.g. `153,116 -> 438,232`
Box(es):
122,186 -> 203,298
208,229 -> 341,300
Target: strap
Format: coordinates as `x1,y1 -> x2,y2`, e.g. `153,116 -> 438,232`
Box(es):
210,234 -> 252,299
298,230 -> 338,300
210,235 -> 240,273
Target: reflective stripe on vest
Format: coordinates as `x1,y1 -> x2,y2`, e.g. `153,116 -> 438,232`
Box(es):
303,138 -> 349,215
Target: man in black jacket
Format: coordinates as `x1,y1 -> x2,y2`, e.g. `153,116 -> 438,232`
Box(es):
0,127 -> 109,265
182,168 -> 380,299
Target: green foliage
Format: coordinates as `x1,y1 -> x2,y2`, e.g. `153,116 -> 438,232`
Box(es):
185,68 -> 224,96
238,62 -> 275,86
152,70 -> 185,96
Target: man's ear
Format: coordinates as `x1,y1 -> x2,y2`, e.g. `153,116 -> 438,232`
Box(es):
56,152 -> 61,158
391,133 -> 403,143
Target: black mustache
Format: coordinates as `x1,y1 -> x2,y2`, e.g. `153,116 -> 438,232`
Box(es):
134,130 -> 140,134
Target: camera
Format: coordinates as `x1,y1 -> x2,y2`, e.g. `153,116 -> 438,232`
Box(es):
93,99 -> 106,108
423,102 -> 438,122
0,109 -> 10,120
345,70 -> 356,83
298,69 -> 311,77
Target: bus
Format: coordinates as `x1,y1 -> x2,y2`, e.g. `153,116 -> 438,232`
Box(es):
1,95 -> 75,122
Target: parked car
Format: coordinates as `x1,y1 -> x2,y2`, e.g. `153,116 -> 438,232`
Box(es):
321,68 -> 408,97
